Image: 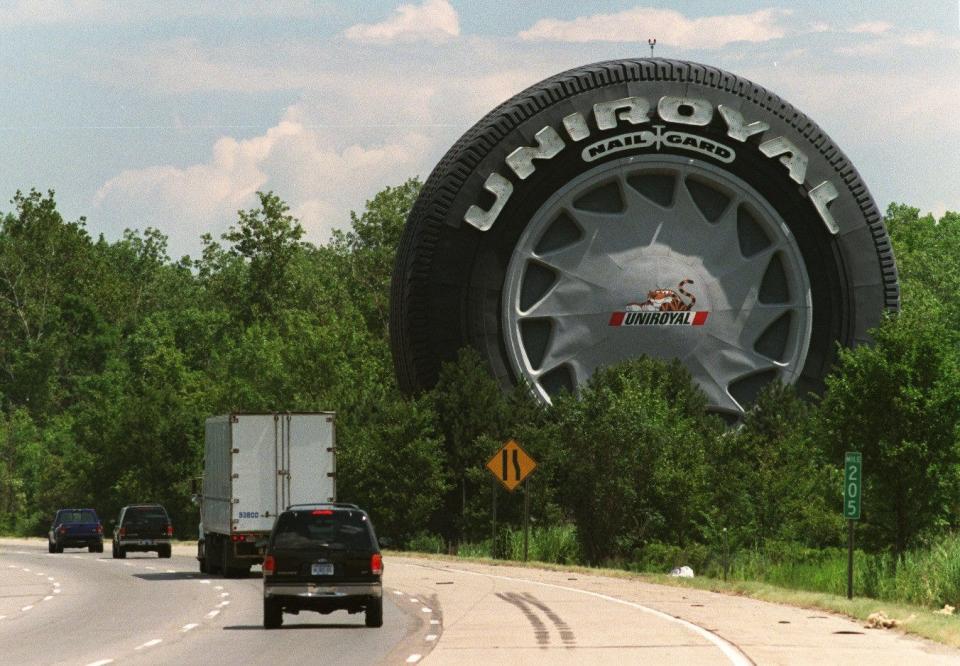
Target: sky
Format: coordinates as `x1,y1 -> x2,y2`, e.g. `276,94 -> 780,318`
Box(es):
1,0 -> 958,259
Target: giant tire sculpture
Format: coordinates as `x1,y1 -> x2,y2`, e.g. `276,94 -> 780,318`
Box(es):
391,59 -> 899,418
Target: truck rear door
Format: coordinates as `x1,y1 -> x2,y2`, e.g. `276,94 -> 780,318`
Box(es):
285,413 -> 336,507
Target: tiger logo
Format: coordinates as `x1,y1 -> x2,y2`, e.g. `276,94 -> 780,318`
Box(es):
639,279 -> 696,312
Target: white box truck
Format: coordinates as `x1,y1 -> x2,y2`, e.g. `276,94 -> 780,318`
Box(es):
196,413 -> 336,576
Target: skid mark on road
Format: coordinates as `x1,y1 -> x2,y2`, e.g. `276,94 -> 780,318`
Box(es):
521,592 -> 576,647
496,592 -> 550,647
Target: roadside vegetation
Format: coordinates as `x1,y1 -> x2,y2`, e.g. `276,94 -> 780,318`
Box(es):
2,185 -> 960,618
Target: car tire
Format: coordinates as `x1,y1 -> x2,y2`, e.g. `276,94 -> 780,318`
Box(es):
115,545 -> 126,559
48,540 -> 55,554
96,543 -> 104,553
365,597 -> 383,628
55,543 -> 63,553
159,545 -> 172,559
263,598 -> 283,629
88,545 -> 96,553
390,57 -> 899,418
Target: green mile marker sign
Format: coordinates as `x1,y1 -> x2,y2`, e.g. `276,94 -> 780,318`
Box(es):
844,451 -> 862,520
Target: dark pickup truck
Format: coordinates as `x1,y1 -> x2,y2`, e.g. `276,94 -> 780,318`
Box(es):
48,508 -> 104,553
112,504 -> 173,558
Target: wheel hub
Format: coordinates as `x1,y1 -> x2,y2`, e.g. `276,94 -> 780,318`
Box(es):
502,155 -> 812,416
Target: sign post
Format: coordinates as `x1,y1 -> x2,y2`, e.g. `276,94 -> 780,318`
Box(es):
844,451 -> 862,599
486,439 -> 537,561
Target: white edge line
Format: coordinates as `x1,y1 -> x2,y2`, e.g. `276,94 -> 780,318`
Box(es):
432,564 -> 752,666
85,660 -> 114,666
406,656 -> 422,664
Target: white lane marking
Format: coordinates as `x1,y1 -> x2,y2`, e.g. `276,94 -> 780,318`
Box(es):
47,576 -> 55,581
0,615 -> 7,620
54,581 -> 61,587
134,639 -> 162,650
7,565 -> 15,568
217,601 -> 230,607
181,623 -> 199,632
205,609 -> 220,619
409,598 -> 419,603
421,607 -> 431,613
433,564 -> 752,666
392,590 -> 404,595
85,660 -> 114,666
22,567 -> 30,571
36,571 -> 45,575
199,580 -> 211,585
214,585 -> 224,590
54,589 -> 61,594
145,566 -> 156,570
21,605 -> 33,611
430,619 -> 440,625
166,569 -> 176,573
123,562 -> 133,567
219,592 -> 230,598
406,655 -> 422,663
425,634 -> 437,641
43,595 -> 53,601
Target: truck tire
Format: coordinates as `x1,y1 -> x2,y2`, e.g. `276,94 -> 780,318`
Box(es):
264,598 -> 283,629
365,597 -> 383,628
390,58 -> 899,418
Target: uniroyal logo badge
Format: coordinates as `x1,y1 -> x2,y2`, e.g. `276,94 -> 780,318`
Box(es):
609,279 -> 709,327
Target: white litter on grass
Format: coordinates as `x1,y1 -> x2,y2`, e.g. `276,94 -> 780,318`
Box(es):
669,566 -> 695,578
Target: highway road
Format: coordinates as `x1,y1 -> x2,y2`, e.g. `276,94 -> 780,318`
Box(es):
2,538 -> 959,665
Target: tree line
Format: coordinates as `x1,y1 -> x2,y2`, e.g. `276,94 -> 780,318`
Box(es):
1,184 -> 959,568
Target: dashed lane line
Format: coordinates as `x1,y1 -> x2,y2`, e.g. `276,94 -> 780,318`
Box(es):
181,623 -> 199,632
421,607 -> 431,613
21,605 -> 33,612
134,639 -> 162,650
84,660 -> 114,666
206,610 -> 220,619
406,655 -> 422,663
425,634 -> 437,642
42,596 -> 53,602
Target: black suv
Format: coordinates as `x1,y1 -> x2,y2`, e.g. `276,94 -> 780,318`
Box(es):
112,504 -> 174,558
263,503 -> 383,629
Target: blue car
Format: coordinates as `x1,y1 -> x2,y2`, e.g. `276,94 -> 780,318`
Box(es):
48,508 -> 104,553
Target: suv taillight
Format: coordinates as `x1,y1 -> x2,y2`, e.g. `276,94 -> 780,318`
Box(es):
58,525 -> 67,534
119,527 -> 126,537
96,524 -> 103,534
371,553 -> 383,576
166,524 -> 174,536
263,555 -> 275,576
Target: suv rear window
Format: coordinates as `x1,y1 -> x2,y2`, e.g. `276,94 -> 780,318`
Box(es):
58,510 -> 97,523
272,510 -> 375,551
124,506 -> 168,524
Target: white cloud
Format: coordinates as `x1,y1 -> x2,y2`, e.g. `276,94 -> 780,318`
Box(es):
849,21 -> 893,35
518,7 -> 791,48
344,0 -> 458,43
93,107 -> 435,256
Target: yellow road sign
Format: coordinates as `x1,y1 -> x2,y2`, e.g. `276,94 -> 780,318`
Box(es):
486,439 -> 537,492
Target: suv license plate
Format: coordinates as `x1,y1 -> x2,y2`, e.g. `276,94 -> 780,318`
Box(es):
311,563 -> 334,576
139,540 -> 154,546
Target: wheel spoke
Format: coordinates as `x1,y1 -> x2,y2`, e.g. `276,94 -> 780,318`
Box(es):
713,244 -> 782,311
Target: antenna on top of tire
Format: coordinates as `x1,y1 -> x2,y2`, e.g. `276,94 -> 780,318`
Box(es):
648,38 -> 656,57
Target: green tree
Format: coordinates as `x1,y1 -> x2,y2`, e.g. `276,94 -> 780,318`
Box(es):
817,298 -> 960,555
551,357 -> 719,564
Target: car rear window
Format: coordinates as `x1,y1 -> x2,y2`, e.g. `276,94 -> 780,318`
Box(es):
124,506 -> 168,524
272,510 -> 375,551
58,510 -> 97,523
